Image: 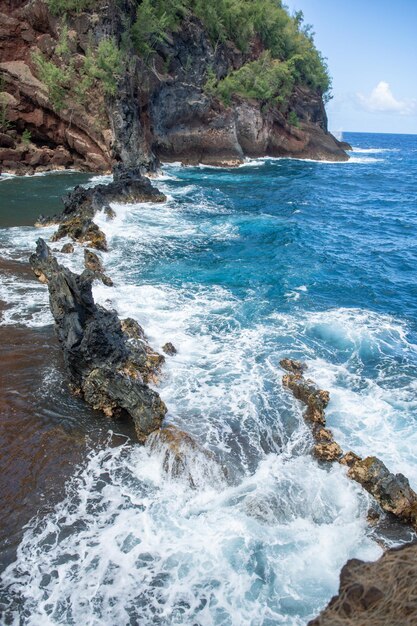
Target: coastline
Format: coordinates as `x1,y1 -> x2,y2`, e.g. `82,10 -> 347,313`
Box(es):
0,132 -> 416,620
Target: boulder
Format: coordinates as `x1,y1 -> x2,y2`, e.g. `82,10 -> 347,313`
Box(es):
60,243 -> 74,254
348,457 -> 417,529
162,342 -> 177,356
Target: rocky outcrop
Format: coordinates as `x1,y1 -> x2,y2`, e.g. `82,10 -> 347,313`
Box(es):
308,543 -> 417,626
281,359 -> 417,531
0,8 -> 112,175
38,166 -> 166,250
0,0 -> 348,176
29,238 -> 167,442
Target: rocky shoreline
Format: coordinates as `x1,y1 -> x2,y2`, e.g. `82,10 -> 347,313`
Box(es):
26,166 -> 417,626
29,167 -> 226,485
0,0 -> 350,177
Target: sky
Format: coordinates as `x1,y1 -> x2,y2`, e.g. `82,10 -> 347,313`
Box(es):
285,0 -> 417,134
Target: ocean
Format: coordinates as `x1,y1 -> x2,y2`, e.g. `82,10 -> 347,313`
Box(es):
0,132 -> 416,625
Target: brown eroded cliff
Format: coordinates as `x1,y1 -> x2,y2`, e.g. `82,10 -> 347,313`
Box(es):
0,0 -> 348,175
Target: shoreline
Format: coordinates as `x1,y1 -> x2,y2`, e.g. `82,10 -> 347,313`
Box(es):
0,138 -> 416,624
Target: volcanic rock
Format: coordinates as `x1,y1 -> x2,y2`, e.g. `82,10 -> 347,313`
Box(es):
308,543 -> 417,626
29,238 -> 167,442
162,342 -> 177,356
60,243 -> 74,254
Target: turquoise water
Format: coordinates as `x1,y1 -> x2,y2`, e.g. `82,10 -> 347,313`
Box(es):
0,133 -> 416,625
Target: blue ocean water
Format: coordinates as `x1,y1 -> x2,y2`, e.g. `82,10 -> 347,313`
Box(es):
1,133 -> 416,625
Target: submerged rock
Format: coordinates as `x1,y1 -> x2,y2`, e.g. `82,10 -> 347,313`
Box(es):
29,238 -> 167,442
162,342 -> 177,356
147,425 -> 225,488
308,543 -> 417,626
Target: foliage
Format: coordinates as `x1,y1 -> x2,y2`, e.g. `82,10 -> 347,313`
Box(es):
55,23 -> 71,58
0,76 -> 13,132
288,110 -> 299,127
21,129 -> 32,145
33,35 -> 123,111
131,0 -> 188,59
83,38 -> 124,96
131,0 -> 331,102
45,0 -> 94,16
208,52 -> 295,107
0,98 -> 12,132
32,50 -> 71,111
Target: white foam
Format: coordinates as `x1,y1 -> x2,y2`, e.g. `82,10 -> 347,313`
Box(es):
1,444 -> 380,625
350,147 -> 399,154
347,156 -> 384,164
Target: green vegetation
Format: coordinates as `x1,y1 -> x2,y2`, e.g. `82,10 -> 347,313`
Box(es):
21,129 -> 32,145
206,52 -> 294,107
0,76 -> 13,132
83,38 -> 124,96
288,110 -> 299,127
131,0 -> 187,59
0,98 -> 12,132
32,50 -> 70,111
33,36 -> 123,111
45,0 -> 94,16
131,0 -> 331,106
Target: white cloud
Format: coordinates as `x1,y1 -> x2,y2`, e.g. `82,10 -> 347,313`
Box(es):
357,81 -> 415,115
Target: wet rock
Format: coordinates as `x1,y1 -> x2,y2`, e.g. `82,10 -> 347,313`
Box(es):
147,425 -> 224,487
340,451 -> 362,467
29,239 -> 167,442
281,356 -> 417,533
51,216 -> 108,251
348,456 -> 417,530
367,507 -> 381,525
314,440 -> 343,462
308,543 -> 417,626
162,342 -> 177,356
121,318 -> 146,342
60,243 -> 74,254
313,427 -> 343,462
280,358 -> 306,375
84,249 -> 103,273
282,373 -> 328,425
104,205 -> 116,220
39,169 -> 166,250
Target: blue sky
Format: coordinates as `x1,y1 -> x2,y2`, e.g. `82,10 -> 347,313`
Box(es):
285,0 -> 417,134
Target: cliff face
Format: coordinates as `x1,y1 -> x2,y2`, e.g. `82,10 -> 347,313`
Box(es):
0,0 -> 113,173
0,0 -> 348,175
308,543 -> 417,626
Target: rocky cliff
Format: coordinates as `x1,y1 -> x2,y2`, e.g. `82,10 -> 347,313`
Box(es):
0,0 -> 348,175
308,543 -> 417,626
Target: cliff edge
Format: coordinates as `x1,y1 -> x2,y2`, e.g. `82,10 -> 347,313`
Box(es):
0,0 -> 348,174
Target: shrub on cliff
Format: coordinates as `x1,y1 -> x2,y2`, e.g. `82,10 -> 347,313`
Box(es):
131,0 -> 331,102
33,36 -> 123,111
46,0 -> 94,16
206,51 -> 295,107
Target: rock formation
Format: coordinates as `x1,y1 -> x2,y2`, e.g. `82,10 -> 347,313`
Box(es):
0,0 -> 349,175
308,543 -> 417,626
281,359 -> 417,531
30,237 -> 167,442
37,165 -> 166,249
